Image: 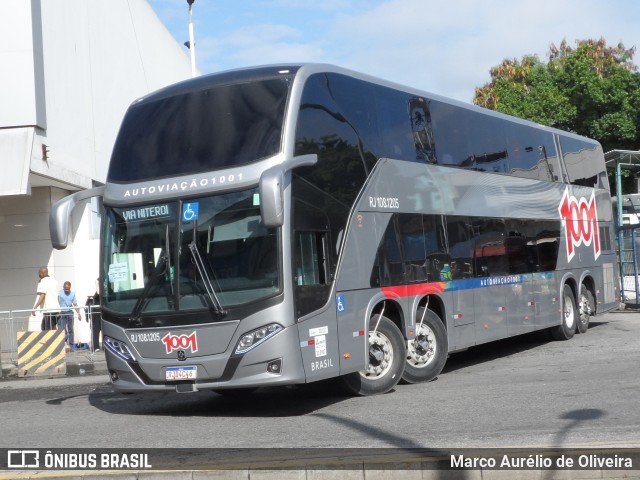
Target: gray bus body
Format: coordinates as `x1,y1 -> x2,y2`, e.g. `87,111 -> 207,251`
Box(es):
50,64 -> 620,395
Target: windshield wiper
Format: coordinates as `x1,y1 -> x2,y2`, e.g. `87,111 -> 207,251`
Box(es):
129,225 -> 174,325
129,252 -> 165,326
188,224 -> 225,315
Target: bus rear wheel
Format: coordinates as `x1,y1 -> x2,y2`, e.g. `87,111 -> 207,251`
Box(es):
577,287 -> 594,334
402,308 -> 447,384
551,284 -> 577,341
341,315 -> 405,396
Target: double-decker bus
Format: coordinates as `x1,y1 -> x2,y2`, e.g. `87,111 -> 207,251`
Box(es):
50,64 -> 620,396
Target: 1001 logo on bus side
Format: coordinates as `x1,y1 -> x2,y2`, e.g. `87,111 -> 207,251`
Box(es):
558,187 -> 600,261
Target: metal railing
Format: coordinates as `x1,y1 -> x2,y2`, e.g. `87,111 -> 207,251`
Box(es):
0,306 -> 102,363
0,310 -> 13,358
618,225 -> 640,307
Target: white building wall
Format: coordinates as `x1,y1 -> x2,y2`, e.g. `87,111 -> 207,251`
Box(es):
0,0 -> 46,129
0,188 -> 54,313
31,0 -> 193,185
0,0 -> 193,346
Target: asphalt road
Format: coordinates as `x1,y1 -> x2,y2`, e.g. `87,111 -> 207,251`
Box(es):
1,309 -> 639,451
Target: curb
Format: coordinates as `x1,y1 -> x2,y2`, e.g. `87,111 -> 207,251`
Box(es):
1,351 -> 108,381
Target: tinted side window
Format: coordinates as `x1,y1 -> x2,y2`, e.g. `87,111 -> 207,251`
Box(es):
426,101 -> 563,182
373,214 -> 449,286
294,74 -> 377,270
376,217 -> 404,287
398,214 -> 426,282
374,87 -> 418,162
429,102 -> 510,174
398,214 -> 448,282
533,223 -> 560,272
504,219 -> 535,274
505,124 -> 558,182
294,73 -> 375,207
372,214 -> 561,284
445,217 -> 474,279
560,137 -> 606,188
324,73 -> 381,171
473,219 -> 508,277
408,97 -> 437,163
600,225 -> 612,252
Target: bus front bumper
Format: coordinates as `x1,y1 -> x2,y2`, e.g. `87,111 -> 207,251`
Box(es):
103,324 -> 306,393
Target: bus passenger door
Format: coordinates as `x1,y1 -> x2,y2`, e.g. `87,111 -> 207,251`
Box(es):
293,204 -> 341,382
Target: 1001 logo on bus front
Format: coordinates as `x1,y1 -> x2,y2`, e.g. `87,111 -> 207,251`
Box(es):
162,331 -> 198,354
558,187 -> 600,261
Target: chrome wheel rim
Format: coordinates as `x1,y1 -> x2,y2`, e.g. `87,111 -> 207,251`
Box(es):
579,292 -> 592,323
564,293 -> 575,329
361,330 -> 394,379
407,323 -> 437,368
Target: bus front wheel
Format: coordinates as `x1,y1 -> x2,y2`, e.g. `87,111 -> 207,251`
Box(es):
341,315 -> 405,396
551,284 -> 577,341
402,308 -> 447,384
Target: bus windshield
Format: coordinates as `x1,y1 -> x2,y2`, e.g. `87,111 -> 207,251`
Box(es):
107,77 -> 292,182
101,188 -> 280,316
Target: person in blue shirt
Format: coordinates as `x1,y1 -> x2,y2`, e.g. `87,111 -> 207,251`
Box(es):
58,281 -> 81,350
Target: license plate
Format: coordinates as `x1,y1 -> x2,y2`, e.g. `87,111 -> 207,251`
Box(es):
165,366 -> 197,381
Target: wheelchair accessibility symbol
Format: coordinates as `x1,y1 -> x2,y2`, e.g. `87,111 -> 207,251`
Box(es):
182,202 -> 199,223
336,294 -> 346,314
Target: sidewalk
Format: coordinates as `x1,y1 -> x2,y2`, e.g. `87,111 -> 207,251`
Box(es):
0,348 -> 108,381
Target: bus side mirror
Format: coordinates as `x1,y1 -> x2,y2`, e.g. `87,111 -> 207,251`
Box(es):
259,154 -> 318,228
259,166 -> 285,227
50,186 -> 105,249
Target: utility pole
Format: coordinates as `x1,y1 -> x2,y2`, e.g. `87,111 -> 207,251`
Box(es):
187,0 -> 197,77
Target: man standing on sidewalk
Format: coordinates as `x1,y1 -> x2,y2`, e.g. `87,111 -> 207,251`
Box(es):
32,267 -> 60,330
58,281 -> 82,349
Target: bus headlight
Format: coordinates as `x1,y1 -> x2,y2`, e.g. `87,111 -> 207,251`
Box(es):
235,323 -> 283,355
104,336 -> 136,362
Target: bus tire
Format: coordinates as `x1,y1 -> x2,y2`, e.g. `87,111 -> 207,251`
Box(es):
341,315 -> 405,396
577,287 -> 594,334
551,284 -> 577,341
402,308 -> 447,384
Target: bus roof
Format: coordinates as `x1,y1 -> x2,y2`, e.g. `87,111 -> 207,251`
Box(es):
131,63 -> 601,149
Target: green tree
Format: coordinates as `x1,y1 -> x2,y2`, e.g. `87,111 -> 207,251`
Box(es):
474,55 -> 577,128
474,38 -> 640,193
